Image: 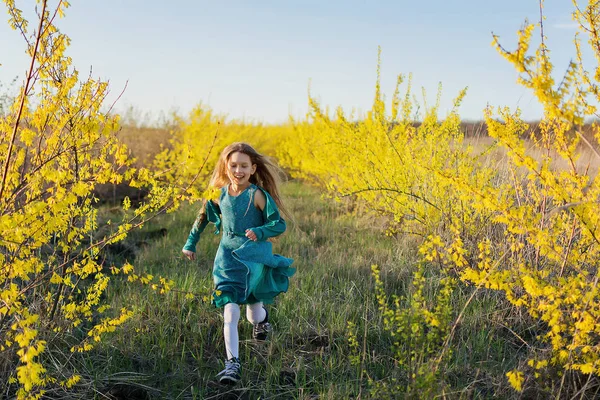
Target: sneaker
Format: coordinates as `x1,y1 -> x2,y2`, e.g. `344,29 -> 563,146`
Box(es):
252,308 -> 272,341
216,357 -> 241,384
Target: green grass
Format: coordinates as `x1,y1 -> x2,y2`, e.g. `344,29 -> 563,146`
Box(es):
65,181 -> 531,399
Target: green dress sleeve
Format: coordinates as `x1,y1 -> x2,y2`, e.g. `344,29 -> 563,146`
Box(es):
250,188 -> 287,241
182,200 -> 221,252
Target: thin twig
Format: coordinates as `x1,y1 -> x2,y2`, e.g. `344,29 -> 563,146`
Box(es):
341,187 -> 440,211
0,0 -> 48,203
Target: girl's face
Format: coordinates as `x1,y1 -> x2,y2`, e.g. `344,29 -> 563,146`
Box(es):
227,151 -> 256,187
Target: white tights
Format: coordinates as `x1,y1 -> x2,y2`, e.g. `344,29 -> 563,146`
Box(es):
223,302 -> 267,359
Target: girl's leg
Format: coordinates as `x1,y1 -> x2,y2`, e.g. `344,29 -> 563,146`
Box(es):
223,303 -> 240,359
246,302 -> 266,324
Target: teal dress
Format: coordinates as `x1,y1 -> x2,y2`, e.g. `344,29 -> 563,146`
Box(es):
183,184 -> 295,307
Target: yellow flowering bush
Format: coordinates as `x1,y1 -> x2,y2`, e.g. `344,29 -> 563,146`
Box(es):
454,2 -> 600,392
283,2 -> 600,396
280,49 -> 496,396
0,2 -> 185,397
278,48 -> 494,240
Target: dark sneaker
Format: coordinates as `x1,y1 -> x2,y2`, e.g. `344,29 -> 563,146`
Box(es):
252,308 -> 272,341
217,357 -> 241,384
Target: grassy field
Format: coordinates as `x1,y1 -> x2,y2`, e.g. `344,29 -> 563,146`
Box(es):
77,181 -> 529,399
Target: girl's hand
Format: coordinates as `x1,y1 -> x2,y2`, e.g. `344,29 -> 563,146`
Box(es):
182,249 -> 196,261
245,229 -> 258,241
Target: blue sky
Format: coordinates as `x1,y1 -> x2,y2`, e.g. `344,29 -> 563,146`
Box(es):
0,1 -> 580,124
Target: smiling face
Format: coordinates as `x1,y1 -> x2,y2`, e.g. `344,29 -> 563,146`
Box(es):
226,151 -> 256,188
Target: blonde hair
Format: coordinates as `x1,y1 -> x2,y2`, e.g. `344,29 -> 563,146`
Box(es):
209,142 -> 290,220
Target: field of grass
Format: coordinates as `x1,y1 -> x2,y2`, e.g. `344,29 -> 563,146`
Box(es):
65,181 -> 535,399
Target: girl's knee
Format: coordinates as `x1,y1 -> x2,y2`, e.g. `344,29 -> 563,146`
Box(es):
246,302 -> 266,324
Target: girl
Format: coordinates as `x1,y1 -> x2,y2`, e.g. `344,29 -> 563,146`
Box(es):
182,142 -> 295,384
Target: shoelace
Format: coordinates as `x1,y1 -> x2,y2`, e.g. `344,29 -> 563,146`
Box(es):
253,322 -> 270,336
218,359 -> 240,376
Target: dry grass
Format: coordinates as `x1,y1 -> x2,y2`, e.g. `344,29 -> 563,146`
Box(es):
465,135 -> 600,179
116,124 -> 173,167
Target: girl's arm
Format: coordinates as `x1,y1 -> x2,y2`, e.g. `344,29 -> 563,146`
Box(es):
245,188 -> 286,241
182,199 -> 221,253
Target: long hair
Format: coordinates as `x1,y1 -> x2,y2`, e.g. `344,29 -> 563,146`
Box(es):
209,142 -> 290,220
